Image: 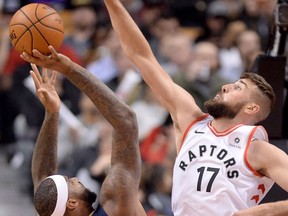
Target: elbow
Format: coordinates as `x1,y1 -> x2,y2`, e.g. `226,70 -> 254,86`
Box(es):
122,43 -> 152,63
125,109 -> 138,131
121,108 -> 138,138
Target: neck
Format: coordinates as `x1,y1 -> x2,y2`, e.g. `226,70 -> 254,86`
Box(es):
211,111 -> 257,130
211,117 -> 244,132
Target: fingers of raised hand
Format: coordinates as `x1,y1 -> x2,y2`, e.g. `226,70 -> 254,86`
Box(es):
37,88 -> 48,102
50,71 -> 57,86
42,68 -> 49,83
37,91 -> 45,100
30,70 -> 41,90
30,63 -> 42,82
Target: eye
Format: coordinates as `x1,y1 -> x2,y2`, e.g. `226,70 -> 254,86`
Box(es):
234,84 -> 241,90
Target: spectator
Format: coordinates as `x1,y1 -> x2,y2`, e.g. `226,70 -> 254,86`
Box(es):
236,29 -> 263,72
219,20 -> 248,82
57,93 -> 105,167
195,0 -> 230,47
140,114 -> 174,165
131,84 -> 168,141
159,32 -> 194,75
172,41 -> 228,110
86,28 -> 122,83
63,4 -> 98,65
240,0 -> 277,50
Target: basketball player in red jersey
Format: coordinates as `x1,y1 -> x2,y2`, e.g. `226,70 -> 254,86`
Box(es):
21,49 -> 146,215
101,0 -> 288,216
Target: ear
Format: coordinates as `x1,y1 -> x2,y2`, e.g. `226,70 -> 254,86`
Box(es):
67,198 -> 79,210
244,103 -> 260,114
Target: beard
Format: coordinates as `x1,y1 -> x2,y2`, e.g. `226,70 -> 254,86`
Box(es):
204,97 -> 245,119
80,187 -> 97,206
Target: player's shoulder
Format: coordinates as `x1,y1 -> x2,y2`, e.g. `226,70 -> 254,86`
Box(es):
249,137 -> 286,166
238,124 -> 268,141
249,138 -> 287,177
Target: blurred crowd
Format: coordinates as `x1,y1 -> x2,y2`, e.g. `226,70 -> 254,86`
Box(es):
0,0 -> 286,215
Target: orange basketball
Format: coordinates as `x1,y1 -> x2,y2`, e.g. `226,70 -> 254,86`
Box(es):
9,3 -> 64,56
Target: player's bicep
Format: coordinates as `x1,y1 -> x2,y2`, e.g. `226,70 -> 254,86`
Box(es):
254,141 -> 288,191
266,147 -> 288,191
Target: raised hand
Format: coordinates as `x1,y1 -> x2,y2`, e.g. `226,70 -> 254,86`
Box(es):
21,46 -> 72,76
30,63 -> 60,113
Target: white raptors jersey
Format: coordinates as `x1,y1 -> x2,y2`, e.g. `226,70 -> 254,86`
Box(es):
172,114 -> 274,216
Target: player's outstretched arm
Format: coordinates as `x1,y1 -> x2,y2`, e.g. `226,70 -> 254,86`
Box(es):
103,0 -> 204,136
30,64 -> 61,192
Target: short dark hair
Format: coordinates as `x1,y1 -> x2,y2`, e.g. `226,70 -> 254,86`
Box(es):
34,178 -> 58,216
240,72 -> 276,111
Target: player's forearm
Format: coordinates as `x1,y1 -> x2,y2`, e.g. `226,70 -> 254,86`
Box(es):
233,200 -> 288,216
66,61 -> 140,175
31,112 -> 59,187
64,61 -> 136,130
266,200 -> 288,216
103,0 -> 174,107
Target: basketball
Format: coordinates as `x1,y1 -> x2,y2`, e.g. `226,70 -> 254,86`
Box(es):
9,3 -> 64,56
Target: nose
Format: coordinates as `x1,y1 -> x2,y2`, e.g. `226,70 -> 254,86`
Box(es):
222,84 -> 228,93
221,84 -> 232,93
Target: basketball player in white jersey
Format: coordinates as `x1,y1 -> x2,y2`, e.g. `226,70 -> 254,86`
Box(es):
103,0 -> 288,215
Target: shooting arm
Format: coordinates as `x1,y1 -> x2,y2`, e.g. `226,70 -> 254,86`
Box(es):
60,61 -> 140,176
64,60 -> 143,214
64,62 -> 136,132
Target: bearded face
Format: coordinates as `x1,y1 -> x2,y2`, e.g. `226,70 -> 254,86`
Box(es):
80,187 -> 97,206
204,96 -> 246,119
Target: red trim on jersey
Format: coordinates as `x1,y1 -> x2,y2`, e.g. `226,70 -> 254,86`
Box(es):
244,126 -> 263,177
208,122 -> 244,136
179,114 -> 209,152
